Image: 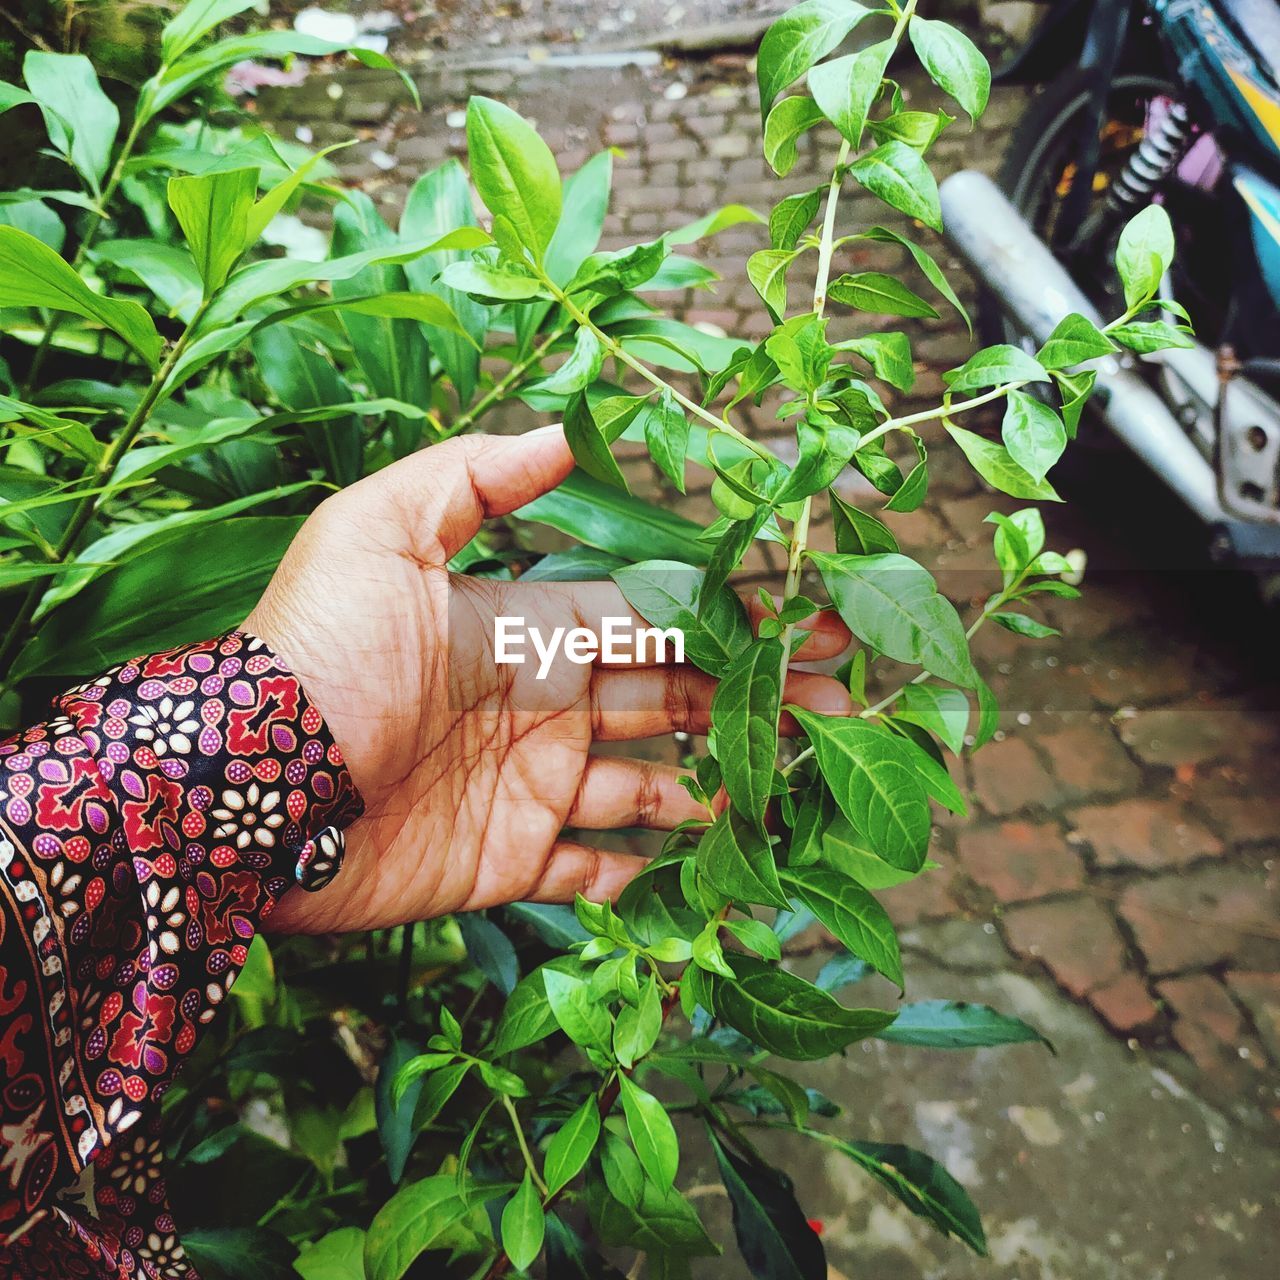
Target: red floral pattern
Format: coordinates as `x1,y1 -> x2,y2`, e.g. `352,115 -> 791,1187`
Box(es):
0,632 -> 362,1278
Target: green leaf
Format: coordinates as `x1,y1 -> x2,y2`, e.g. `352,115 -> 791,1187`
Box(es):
162,0 -> 260,63
849,141 -> 941,232
438,260 -> 547,301
668,203 -> 765,244
757,0 -> 874,118
520,470 -> 708,565
11,518 -> 301,681
747,248 -> 797,320
908,16 -> 991,123
545,1214 -> 629,1280
1036,312 -> 1116,370
543,968 -> 612,1049
167,167 -> 258,294
543,1098 -> 602,1197
0,226 -> 162,368
809,39 -> 892,146
860,226 -> 971,332
775,412 -> 859,502
878,999 -> 1051,1049
789,710 -> 932,873
945,424 -> 1061,501
884,432 -> 928,512
713,955 -> 895,1060
365,1176 -> 504,1280
645,389 -> 691,492
836,331 -> 914,392
245,141 -> 349,247
467,96 -> 562,261
712,639 -> 783,829
1108,319 -> 1194,353
709,1130 -> 827,1280
763,98 -> 826,177
807,1134 -> 987,1254
770,188 -> 822,250
828,271 -> 937,318
766,312 -> 831,394
829,493 -> 898,555
456,913 -> 519,994
376,1034 -> 424,1184
491,962 -> 573,1055
781,866 -> 902,986
589,1169 -> 718,1255
944,343 -> 1047,393
1115,203 -> 1174,309
1001,390 -> 1067,483
183,1227 -> 295,1280
990,610 -> 1059,639
614,977 -> 664,1069
973,674 -> 1000,749
530,326 -> 605,395
502,1172 -> 545,1273
23,52 -> 119,195
294,1227 -> 367,1280
402,157 -> 487,402
898,683 -> 969,754
868,108 -> 954,151
94,239 -> 203,321
698,809 -> 790,910
1054,367 -> 1096,438
810,550 -> 975,686
612,560 -> 752,676
618,1075 -> 680,1193
564,392 -> 628,491
816,952 -> 871,991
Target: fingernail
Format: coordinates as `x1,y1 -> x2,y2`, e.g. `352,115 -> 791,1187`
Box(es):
526,422 -> 565,437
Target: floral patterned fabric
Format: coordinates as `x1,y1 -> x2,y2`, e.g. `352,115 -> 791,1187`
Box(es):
0,631 -> 363,1278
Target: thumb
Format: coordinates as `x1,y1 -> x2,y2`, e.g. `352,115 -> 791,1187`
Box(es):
377,424 -> 574,563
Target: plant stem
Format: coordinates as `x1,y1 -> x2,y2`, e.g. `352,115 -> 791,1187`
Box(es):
448,323 -> 570,436
542,281 -> 776,464
501,1095 -> 548,1197
0,300 -> 209,686
22,112 -> 145,395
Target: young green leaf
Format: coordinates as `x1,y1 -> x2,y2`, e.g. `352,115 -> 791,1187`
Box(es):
757,0 -> 875,119
770,189 -> 823,251
1001,390 -> 1067,484
618,1075 -> 680,1193
747,248 -> 798,320
898,683 -> 970,755
364,1175 -> 504,1280
789,709 -> 932,873
945,424 -> 1062,501
1115,203 -> 1175,309
763,98 -> 826,177
613,977 -> 664,1068
23,52 -> 119,195
167,167 -> 258,294
542,968 -> 613,1049
849,141 -> 942,231
438,260 -> 548,301
564,392 -> 629,491
529,326 -> 605,395
908,16 -> 991,123
829,493 -> 899,555
645,389 -> 691,492
944,343 -> 1048,393
780,866 -> 903,987
1035,312 -> 1116,370
836,331 -> 914,392
810,550 -> 975,687
809,39 -> 892,146
1108,319 -> 1195,353
501,1172 -> 546,1273
466,96 -> 562,260
543,1097 -> 603,1195
765,312 -> 832,394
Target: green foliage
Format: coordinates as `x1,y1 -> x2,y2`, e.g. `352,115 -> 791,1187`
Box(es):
0,2 -> 1195,1276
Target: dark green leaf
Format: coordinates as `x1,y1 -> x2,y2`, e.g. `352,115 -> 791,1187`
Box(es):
645,389 -> 691,492
849,141 -> 942,231
501,1172 -> 545,1272
829,493 -> 899,555
376,1034 -> 424,1184
618,1075 -> 679,1193
456,913 -> 519,994
564,391 -> 628,490
712,639 -> 783,828
699,809 -> 789,910
781,866 -> 902,986
878,999 -> 1051,1049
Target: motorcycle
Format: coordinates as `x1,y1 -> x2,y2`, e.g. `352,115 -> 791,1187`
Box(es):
941,0 -> 1280,573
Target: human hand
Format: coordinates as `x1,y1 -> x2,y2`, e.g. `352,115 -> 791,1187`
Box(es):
245,427 -> 852,933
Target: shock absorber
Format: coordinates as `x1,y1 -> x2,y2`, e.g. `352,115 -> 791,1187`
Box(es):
1106,99 -> 1193,211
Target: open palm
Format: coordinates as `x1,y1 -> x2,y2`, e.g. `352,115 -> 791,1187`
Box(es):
246,428 -> 851,934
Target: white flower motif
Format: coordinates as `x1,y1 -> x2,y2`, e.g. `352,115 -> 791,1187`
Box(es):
210,782 -> 284,850
130,698 -> 198,756
111,1133 -> 161,1196
144,879 -> 186,961
142,1230 -> 186,1276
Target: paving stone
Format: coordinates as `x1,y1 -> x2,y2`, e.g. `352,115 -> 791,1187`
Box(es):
882,858 -> 960,925
1087,973 -> 1161,1034
1118,701 -> 1279,769
1186,763 -> 1280,846
1119,866 -> 1280,974
1156,974 -> 1268,1086
1001,895 -> 1127,996
969,736 -> 1061,816
955,820 -> 1085,903
1067,797 -> 1223,870
1036,723 -> 1142,800
1225,971 -> 1280,1063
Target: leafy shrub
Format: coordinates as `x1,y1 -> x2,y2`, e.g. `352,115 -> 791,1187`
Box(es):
0,1 -> 1191,1276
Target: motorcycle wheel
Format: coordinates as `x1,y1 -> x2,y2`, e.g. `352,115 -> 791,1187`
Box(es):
979,69 -> 1178,467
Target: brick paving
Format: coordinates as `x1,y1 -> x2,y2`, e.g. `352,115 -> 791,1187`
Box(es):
259,28 -> 1280,1124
